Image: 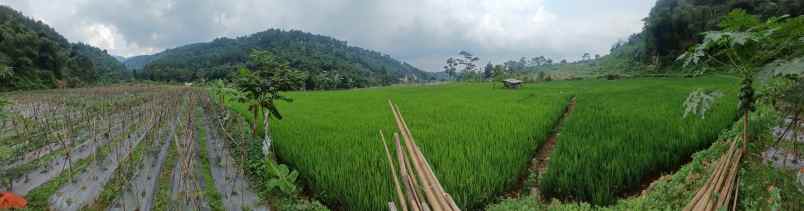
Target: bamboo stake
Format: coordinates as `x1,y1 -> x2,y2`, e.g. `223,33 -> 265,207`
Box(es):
389,101 -> 460,211
382,130 -> 409,211
398,133 -> 424,211
394,103 -> 457,211
389,101 -> 444,211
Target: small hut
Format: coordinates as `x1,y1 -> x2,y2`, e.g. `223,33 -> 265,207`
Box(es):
502,79 -> 523,89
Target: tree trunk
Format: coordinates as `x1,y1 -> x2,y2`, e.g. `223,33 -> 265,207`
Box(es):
262,110 -> 272,156
743,111 -> 749,150
252,106 -> 259,137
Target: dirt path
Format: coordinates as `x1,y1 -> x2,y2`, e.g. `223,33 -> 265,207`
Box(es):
48,116 -> 156,211
109,109 -> 181,211
528,97 -> 576,198
202,109 -> 269,211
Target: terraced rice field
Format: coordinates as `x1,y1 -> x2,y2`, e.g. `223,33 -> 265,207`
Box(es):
225,75 -> 738,211
0,85 -> 267,211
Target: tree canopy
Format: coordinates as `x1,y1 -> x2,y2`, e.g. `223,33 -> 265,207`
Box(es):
137,29 -> 430,89
0,6 -> 125,90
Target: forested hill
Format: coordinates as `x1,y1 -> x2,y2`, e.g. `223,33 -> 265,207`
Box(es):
614,0 -> 804,69
0,5 -> 125,91
137,29 -> 430,90
72,43 -> 130,81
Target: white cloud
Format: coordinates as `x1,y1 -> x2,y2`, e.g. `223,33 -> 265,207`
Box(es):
0,0 -> 656,70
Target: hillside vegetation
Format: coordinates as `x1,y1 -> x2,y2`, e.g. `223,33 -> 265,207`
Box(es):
0,6 -> 125,90
135,29 -> 430,89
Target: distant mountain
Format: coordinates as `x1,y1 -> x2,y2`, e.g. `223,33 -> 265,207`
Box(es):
139,29 -> 431,89
124,54 -> 158,70
113,55 -> 127,62
0,5 -> 125,90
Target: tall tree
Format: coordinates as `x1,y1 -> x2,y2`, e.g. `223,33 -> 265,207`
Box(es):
483,62 -> 493,80
443,57 -> 458,80
458,51 -> 480,74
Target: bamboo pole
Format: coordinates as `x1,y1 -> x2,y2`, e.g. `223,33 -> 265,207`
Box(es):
389,101 -> 444,211
388,101 -> 460,211
382,130 -> 409,211
397,133 -> 423,211
684,139 -> 735,211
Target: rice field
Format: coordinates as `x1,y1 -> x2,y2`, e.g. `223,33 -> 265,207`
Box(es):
223,76 -> 739,211
226,83 -> 573,210
538,76 -> 739,205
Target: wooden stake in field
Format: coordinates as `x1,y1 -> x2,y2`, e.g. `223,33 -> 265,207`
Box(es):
380,100 -> 461,211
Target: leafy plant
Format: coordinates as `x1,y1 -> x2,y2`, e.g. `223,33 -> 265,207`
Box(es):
262,159 -> 299,196
678,9 -> 804,144
683,88 -> 724,119
233,50 -> 305,154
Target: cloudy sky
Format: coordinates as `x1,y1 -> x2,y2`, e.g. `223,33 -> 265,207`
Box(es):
0,0 -> 656,71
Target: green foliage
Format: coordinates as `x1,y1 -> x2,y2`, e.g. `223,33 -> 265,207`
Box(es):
262,160 -> 300,196
0,96 -> 8,120
485,196 -> 542,211
0,6 -> 124,90
642,0 -> 804,67
139,29 -> 428,88
683,88 -> 724,119
678,10 -> 804,74
71,43 -> 128,82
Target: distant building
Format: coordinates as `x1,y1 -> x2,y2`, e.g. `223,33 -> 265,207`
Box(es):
502,79 -> 523,89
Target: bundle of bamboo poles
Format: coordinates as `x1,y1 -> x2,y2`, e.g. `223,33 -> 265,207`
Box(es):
380,100 -> 461,211
683,139 -> 745,211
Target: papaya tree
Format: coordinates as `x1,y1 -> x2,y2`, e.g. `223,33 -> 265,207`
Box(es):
233,50 -> 306,155
678,9 -> 804,145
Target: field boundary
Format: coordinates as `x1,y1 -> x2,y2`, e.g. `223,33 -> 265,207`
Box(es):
506,96 -> 576,199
